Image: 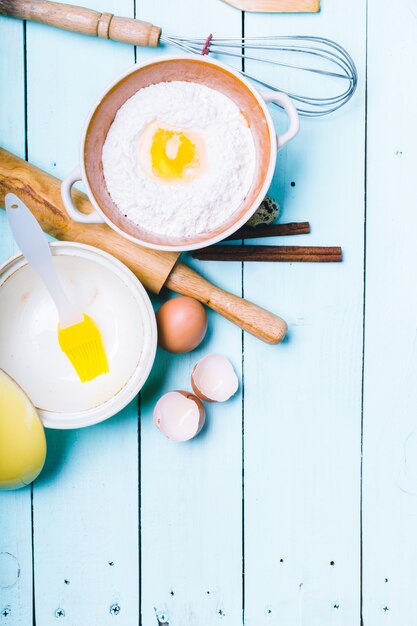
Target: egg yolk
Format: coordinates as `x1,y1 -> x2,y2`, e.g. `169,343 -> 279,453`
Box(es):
150,128 -> 198,180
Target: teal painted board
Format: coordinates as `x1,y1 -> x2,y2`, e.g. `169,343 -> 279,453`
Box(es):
243,2 -> 366,624
25,1 -> 135,181
137,1 -> 245,624
32,408 -> 140,625
363,0 -> 417,622
0,18 -> 25,159
0,16 -> 33,626
7,1 -> 417,625
23,2 -> 142,624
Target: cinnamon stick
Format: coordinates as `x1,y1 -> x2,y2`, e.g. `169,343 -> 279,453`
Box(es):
192,245 -> 342,263
225,221 -> 310,240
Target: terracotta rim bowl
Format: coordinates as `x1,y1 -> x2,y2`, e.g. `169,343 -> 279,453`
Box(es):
61,55 -> 299,251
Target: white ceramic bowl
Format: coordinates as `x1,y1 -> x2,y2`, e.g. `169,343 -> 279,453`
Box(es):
61,54 -> 299,252
0,242 -> 157,429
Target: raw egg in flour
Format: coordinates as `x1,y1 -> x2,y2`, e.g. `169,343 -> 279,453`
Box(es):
137,121 -> 206,183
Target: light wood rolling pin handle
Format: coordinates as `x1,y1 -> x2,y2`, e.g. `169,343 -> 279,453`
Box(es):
166,263 -> 287,344
0,0 -> 161,47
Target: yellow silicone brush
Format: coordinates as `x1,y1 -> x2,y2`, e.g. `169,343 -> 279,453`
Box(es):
6,193 -> 109,383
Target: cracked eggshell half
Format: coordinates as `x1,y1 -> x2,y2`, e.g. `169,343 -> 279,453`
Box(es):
191,354 -> 239,402
153,391 -> 205,442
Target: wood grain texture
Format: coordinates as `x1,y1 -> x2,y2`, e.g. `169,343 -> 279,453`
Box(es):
23,2 -> 141,625
0,14 -> 33,626
0,0 -> 161,46
221,0 -> 320,12
362,0 -> 417,622
243,1 -> 366,623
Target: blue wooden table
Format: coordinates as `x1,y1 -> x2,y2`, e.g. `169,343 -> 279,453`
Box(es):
1,0 -> 415,624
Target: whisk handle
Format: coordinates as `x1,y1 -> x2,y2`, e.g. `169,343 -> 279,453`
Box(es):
0,0 -> 161,47
261,90 -> 300,150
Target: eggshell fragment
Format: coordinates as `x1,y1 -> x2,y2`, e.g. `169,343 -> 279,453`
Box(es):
153,390 -> 205,442
191,354 -> 239,402
156,296 -> 208,353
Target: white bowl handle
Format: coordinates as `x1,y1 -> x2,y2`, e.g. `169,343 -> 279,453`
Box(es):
260,90 -> 300,151
61,166 -> 105,224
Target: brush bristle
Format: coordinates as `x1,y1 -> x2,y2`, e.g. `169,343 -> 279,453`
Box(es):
65,340 -> 109,383
58,314 -> 109,383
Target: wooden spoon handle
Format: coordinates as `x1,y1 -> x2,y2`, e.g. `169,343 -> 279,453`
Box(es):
166,263 -> 287,344
221,0 -> 320,11
0,0 -> 161,46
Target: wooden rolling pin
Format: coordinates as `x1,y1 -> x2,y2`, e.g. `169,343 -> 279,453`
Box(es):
0,149 -> 287,344
0,0 -> 161,46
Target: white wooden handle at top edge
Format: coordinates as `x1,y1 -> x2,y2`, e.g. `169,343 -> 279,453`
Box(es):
0,0 -> 162,47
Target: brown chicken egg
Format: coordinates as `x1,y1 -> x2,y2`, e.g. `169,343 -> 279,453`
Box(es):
156,296 -> 208,353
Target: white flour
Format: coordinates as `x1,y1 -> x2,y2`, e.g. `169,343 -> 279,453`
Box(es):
102,81 -> 256,239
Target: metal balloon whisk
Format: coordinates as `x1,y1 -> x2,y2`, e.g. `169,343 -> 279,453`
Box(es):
161,34 -> 358,117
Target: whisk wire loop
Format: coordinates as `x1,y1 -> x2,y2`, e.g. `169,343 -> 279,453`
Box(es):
160,33 -> 357,117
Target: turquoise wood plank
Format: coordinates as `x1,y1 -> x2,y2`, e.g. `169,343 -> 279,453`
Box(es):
32,408 -> 140,624
0,16 -> 33,626
23,3 -> 141,624
25,2 -> 135,180
0,493 -> 32,626
243,2 -> 366,624
363,0 -> 417,622
0,19 -> 25,159
137,1 -> 245,624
